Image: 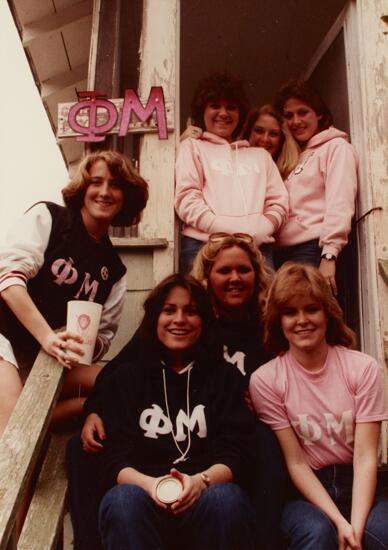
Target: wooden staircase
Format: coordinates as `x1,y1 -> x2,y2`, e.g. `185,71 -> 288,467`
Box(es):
0,351 -> 69,549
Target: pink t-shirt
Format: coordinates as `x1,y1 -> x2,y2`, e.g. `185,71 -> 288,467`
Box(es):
249,346 -> 388,470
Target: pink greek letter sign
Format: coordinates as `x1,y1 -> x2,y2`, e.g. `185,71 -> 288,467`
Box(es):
67,87 -> 168,142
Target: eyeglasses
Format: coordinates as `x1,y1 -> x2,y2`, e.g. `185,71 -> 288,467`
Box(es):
209,232 -> 254,244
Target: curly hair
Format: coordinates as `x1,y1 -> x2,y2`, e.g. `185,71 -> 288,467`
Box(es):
190,73 -> 249,140
191,234 -> 273,321
62,150 -> 149,227
275,79 -> 333,132
264,262 -> 356,354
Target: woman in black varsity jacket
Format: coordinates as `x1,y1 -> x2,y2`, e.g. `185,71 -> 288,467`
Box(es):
0,150 -> 148,433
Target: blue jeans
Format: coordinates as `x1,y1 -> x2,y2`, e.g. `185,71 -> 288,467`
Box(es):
274,239 -> 321,269
66,433 -> 103,550
99,482 -> 258,550
249,422 -> 288,549
179,236 -> 203,274
281,464 -> 388,549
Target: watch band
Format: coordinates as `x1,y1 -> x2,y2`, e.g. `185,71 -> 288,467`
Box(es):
321,253 -> 336,261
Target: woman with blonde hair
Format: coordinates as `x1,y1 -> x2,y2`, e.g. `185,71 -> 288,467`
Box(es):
0,149 -> 148,433
241,104 -> 300,179
250,263 -> 388,549
192,232 -> 287,549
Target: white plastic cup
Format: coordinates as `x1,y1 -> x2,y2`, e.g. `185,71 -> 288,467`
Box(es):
66,300 -> 103,365
155,476 -> 183,504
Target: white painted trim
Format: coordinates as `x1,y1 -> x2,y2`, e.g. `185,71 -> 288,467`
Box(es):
87,0 -> 101,90
303,4 -> 348,78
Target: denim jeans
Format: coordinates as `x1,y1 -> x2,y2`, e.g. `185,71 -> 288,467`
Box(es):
99,482 -> 258,550
179,236 -> 203,274
274,238 -> 321,269
249,421 -> 288,550
66,433 -> 104,550
281,464 -> 388,550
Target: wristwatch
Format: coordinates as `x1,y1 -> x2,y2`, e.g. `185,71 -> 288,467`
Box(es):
321,253 -> 336,261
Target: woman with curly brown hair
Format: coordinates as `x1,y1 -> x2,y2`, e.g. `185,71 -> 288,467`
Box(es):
250,263 -> 388,550
0,149 -> 148,433
175,73 -> 288,273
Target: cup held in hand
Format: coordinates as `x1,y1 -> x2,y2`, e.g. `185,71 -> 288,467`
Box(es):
66,300 -> 102,365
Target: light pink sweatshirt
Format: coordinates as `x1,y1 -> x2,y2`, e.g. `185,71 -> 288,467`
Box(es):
275,127 -> 358,256
175,132 -> 288,245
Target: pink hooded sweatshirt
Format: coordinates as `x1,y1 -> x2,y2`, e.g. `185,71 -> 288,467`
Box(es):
276,127 -> 358,257
175,132 -> 288,245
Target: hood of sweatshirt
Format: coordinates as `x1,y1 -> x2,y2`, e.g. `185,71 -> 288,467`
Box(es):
200,131 -> 250,149
304,126 -> 349,150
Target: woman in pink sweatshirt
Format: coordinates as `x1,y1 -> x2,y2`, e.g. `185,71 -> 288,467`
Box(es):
175,74 -> 289,273
274,80 -> 358,294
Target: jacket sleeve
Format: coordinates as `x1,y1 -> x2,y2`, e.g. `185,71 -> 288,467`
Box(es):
211,364 -> 257,485
320,140 -> 358,256
94,275 -> 126,360
84,329 -> 142,416
0,203 -> 51,292
262,153 -> 289,229
99,366 -> 141,490
174,139 -> 217,233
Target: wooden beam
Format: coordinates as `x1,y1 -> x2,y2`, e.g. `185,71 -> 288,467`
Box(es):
22,0 -> 93,47
18,433 -> 70,550
41,62 -> 88,99
0,351 -> 64,548
137,0 -> 180,281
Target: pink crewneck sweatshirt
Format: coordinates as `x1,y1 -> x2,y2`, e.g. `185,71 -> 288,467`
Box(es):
275,127 -> 358,256
175,132 -> 288,245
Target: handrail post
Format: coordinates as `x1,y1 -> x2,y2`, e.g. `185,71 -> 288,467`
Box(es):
0,351 -> 64,549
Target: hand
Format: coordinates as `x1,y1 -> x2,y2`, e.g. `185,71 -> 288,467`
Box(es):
244,389 -> 254,413
319,258 -> 337,295
263,213 -> 279,232
41,330 -> 84,369
169,468 -> 205,514
336,517 -> 361,550
81,413 -> 106,453
180,125 -> 203,142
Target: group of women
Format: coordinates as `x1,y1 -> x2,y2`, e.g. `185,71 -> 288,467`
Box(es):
175,73 -> 358,296
0,71 -> 386,550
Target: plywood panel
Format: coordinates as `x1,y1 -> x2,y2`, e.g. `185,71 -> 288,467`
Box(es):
120,249 -> 154,290
104,289 -> 150,359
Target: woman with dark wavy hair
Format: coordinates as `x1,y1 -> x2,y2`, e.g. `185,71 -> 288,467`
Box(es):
250,263 -> 388,550
0,150 -> 148,433
93,273 -> 258,549
175,73 -> 288,273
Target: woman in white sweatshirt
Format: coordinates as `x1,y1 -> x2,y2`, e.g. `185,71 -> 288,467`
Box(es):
175,73 -> 288,273
274,80 -> 358,295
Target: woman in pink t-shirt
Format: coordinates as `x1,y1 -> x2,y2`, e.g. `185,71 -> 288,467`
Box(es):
250,263 -> 388,550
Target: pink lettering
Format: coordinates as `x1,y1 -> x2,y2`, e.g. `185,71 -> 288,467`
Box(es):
119,86 -> 167,139
51,257 -> 78,286
68,91 -> 118,142
74,273 -> 99,301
